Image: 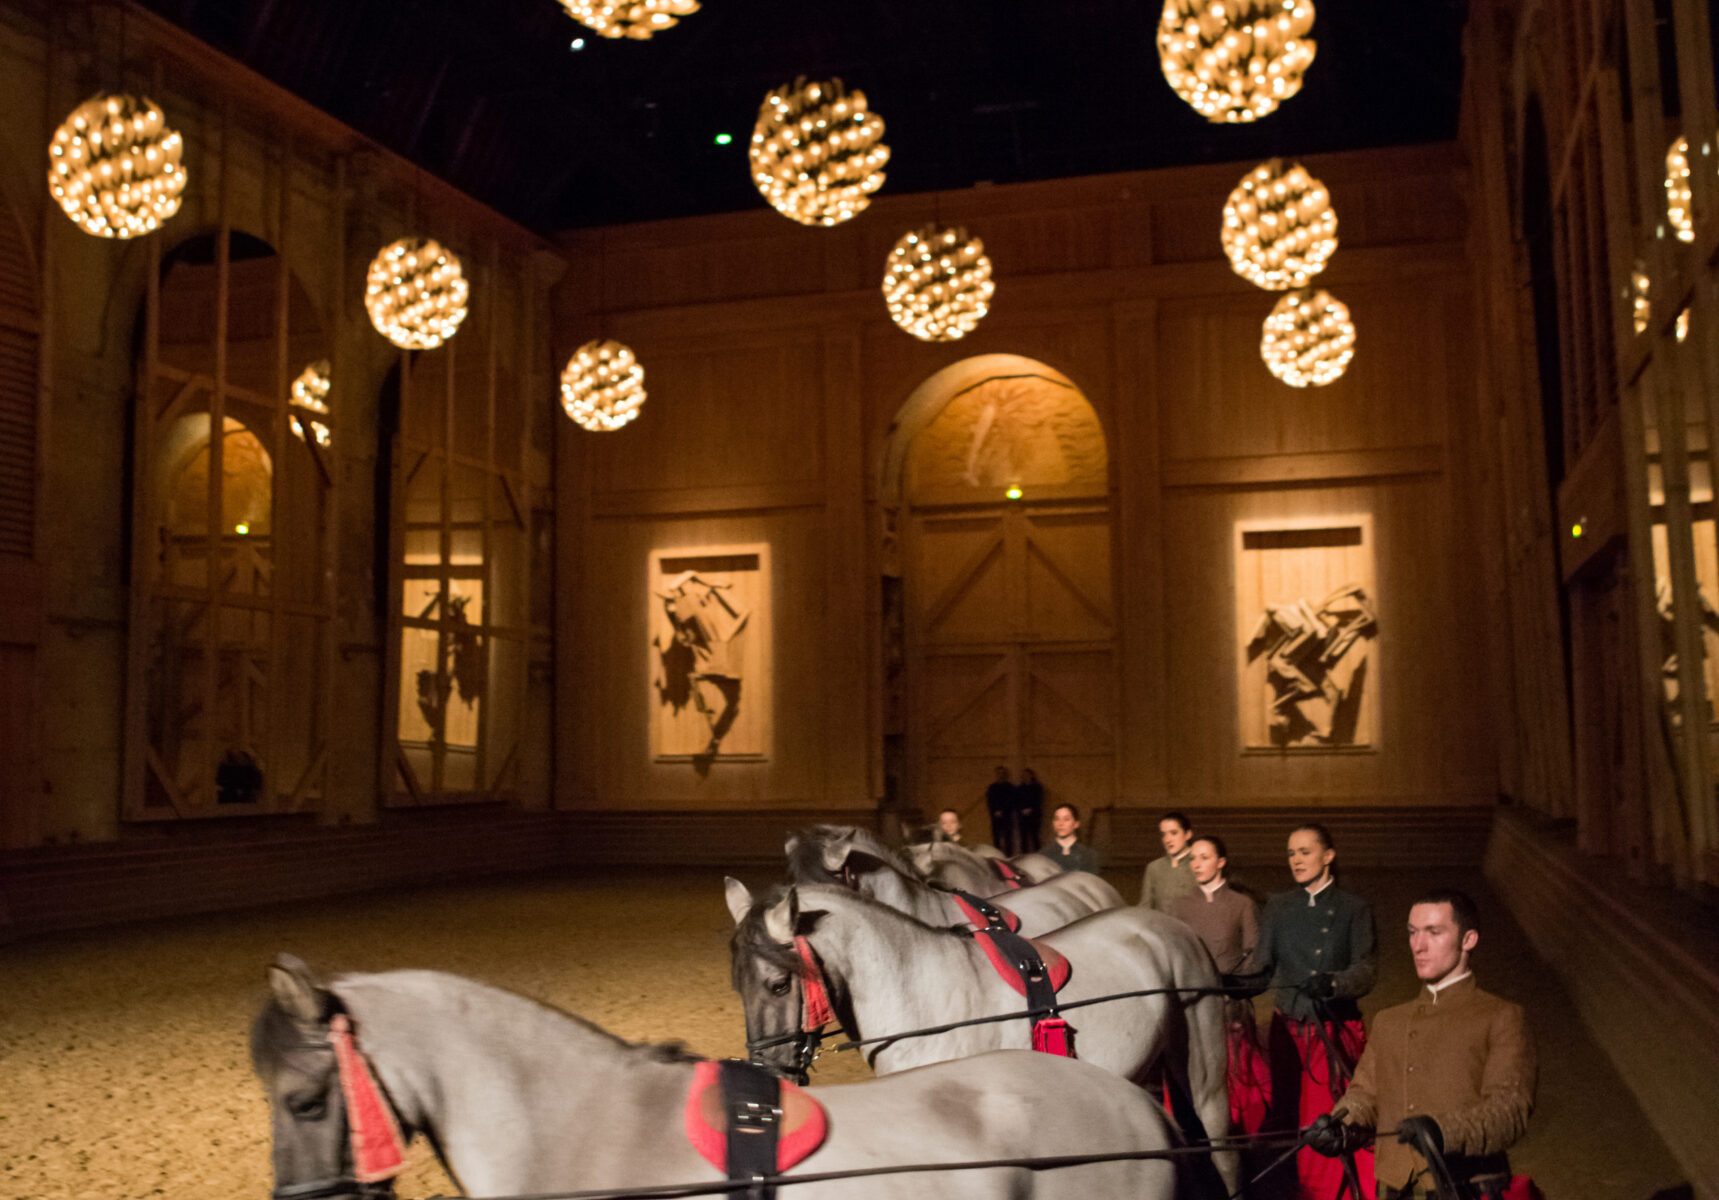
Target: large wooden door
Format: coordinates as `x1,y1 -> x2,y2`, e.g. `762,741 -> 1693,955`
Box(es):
906,503 -> 1116,819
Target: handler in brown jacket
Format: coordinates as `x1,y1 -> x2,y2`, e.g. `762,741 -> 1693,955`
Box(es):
1308,888 -> 1536,1200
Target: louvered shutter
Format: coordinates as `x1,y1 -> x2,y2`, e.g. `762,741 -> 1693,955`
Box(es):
0,199 -> 38,560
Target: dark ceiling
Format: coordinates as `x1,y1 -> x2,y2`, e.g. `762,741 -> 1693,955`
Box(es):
139,0 -> 1471,233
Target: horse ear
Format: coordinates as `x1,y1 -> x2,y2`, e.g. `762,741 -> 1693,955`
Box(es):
897,819 -> 915,842
784,833 -> 801,856
268,953 -> 326,1024
763,886 -> 799,943
723,877 -> 754,926
819,829 -> 857,873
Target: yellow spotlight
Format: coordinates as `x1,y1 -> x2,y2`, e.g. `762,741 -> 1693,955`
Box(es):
235,523 -> 250,536
1571,522 -> 1584,539
1005,485 -> 1023,501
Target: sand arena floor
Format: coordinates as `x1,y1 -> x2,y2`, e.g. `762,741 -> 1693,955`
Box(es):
0,864 -> 1691,1200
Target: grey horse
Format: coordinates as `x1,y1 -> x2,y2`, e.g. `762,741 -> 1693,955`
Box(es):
726,881 -> 1237,1194
788,825 -> 1122,935
907,837 -> 1068,893
252,955 -> 1183,1200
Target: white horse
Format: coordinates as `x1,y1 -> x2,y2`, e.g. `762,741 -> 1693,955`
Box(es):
906,838 -> 1069,894
253,956 -> 1184,1200
788,825 -> 1122,935
725,882 -> 1237,1193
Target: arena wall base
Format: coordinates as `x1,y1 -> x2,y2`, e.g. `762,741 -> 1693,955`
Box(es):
1485,810 -> 1719,1200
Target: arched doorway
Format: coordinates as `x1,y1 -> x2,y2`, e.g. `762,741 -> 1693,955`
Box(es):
881,355 -> 1116,824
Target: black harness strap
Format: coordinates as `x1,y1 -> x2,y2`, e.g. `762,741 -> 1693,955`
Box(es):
951,889 -> 1011,929
976,924 -> 1060,1016
718,1060 -> 784,1199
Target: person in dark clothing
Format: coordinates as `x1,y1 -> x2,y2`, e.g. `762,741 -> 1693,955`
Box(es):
1234,822 -> 1378,1200
984,766 -> 1018,855
1045,802 -> 1102,873
1015,767 -> 1045,852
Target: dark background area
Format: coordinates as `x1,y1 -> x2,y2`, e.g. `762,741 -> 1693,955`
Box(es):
135,0 -> 1470,231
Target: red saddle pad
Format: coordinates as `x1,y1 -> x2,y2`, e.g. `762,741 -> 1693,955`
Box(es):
683,1061 -> 829,1175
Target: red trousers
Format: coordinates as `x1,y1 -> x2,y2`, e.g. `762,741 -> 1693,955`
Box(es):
1267,1012 -> 1376,1200
1227,1007 -> 1272,1134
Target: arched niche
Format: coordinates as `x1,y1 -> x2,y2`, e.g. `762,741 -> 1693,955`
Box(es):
127,229 -> 336,817
877,354 -> 1117,828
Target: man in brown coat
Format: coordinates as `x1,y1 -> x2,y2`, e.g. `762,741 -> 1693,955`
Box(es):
1308,888 -> 1536,1200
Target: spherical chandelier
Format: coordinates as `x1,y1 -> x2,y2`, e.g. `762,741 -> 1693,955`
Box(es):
1157,0 -> 1317,124
364,238 -> 469,350
561,339 -> 646,431
1260,288 -> 1355,387
1222,159 -> 1337,291
46,93 -> 187,239
558,0 -> 698,39
881,225 -> 996,343
1666,136 -> 1695,244
289,360 -> 332,448
750,77 -> 890,227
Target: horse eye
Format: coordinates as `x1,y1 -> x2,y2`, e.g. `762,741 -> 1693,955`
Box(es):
287,1094 -> 327,1120
768,978 -> 792,997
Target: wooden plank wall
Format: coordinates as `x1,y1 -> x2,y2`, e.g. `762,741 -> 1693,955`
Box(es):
556,143 -> 1497,827
1486,812 -> 1719,1196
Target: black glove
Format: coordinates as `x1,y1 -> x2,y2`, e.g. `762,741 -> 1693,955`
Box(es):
1396,1114 -> 1444,1157
1304,1114 -> 1367,1158
1304,972 -> 1339,1001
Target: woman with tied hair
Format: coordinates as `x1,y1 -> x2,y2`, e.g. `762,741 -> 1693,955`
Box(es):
1170,834 -> 1271,1135
1234,823 -> 1378,1200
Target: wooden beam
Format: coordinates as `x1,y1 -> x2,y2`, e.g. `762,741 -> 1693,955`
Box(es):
1162,444 -> 1445,489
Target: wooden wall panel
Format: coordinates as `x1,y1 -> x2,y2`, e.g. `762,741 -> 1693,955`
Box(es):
1158,279 -> 1458,464
558,142 -> 1487,825
570,508 -> 835,808
1164,478 -> 1493,805
584,335 -> 827,496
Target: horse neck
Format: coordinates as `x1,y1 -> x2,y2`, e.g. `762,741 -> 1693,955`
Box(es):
863,863 -> 959,924
813,893 -> 979,1032
335,972 -> 678,1190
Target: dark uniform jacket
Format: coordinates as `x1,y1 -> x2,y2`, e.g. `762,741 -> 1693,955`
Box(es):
1046,839 -> 1102,874
1332,974 -> 1536,1195
1243,879 -> 1377,1021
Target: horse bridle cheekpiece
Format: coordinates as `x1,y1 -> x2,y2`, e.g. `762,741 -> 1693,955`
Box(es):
272,1014 -> 409,1200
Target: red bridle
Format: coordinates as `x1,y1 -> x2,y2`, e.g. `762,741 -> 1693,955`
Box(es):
327,1015 -> 409,1184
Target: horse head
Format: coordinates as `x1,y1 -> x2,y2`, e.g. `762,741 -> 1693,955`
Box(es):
725,879 -> 845,1085
251,955 -> 408,1200
785,825 -> 913,892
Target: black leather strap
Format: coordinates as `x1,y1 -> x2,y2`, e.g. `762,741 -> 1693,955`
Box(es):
978,925 -> 1059,1014
719,1059 -> 783,1193
952,890 -> 1011,929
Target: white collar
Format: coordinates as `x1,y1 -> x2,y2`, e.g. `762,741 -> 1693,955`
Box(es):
1056,835 -> 1078,850
1304,875 -> 1334,906
1198,878 -> 1226,899
1168,848 -> 1192,866
1427,970 -> 1472,998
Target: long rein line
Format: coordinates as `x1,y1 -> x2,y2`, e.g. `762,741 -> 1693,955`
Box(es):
746,980 -> 1260,1056
424,1127 -> 1328,1200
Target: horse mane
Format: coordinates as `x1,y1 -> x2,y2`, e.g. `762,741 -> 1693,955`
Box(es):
785,824 -> 918,884
730,881 -> 964,989
252,969 -> 703,1069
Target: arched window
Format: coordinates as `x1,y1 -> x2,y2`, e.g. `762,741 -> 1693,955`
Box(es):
382,260 -> 531,805
125,231 -> 336,817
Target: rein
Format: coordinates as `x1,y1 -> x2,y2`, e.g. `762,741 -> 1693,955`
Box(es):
423,1131 -> 1310,1200
746,977 -> 1251,1059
